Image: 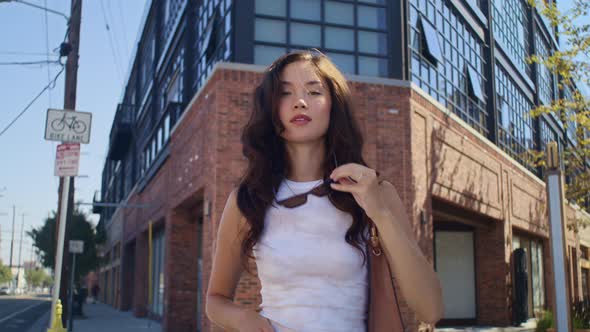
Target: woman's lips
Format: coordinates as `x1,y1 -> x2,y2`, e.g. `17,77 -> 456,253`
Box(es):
290,114 -> 312,125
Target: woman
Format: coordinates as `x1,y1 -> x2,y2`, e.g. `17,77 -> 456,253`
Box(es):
206,50 -> 443,331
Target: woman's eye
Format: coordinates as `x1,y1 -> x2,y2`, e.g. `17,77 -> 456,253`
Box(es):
309,91 -> 321,95
280,91 -> 291,96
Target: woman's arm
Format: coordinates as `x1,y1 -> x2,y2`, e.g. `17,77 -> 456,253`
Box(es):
371,181 -> 444,324
205,189 -> 272,331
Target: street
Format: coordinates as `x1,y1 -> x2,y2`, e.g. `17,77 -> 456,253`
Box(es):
0,295 -> 50,332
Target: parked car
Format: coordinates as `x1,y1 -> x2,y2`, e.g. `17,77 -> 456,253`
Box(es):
0,287 -> 10,295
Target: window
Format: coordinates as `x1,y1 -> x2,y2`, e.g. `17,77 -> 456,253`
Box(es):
495,63 -> 536,171
326,52 -> 355,73
419,15 -> 443,65
535,32 -> 555,106
291,23 -> 321,47
467,65 -> 484,101
255,0 -> 286,16
255,18 -> 286,43
410,0 -> 487,135
492,0 -> 531,77
358,31 -> 388,55
359,56 -> 388,76
357,5 -> 386,29
150,229 -> 165,316
253,0 -> 388,77
325,1 -> 354,26
290,0 -> 321,21
254,45 -> 286,65
325,27 -> 355,51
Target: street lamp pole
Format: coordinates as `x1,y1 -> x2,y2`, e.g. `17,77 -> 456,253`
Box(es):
545,141 -> 573,332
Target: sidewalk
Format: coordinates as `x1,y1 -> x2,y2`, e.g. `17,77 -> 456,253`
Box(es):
27,302 -> 162,332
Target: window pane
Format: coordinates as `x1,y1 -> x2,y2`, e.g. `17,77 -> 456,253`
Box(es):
254,45 -> 286,65
359,56 -> 388,77
255,0 -> 286,16
325,1 -> 354,26
327,52 -> 355,73
255,18 -> 286,43
290,0 -> 321,21
359,0 -> 386,4
420,16 -> 443,64
358,31 -> 387,55
290,23 -> 321,47
358,5 -> 386,29
325,27 -> 354,51
467,65 -> 484,101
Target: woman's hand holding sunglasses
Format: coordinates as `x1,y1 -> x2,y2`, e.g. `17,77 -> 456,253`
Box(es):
329,163 -> 389,221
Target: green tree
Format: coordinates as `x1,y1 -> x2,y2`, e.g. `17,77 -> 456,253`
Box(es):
524,0 -> 590,225
25,268 -> 50,288
0,264 -> 12,284
28,206 -> 99,282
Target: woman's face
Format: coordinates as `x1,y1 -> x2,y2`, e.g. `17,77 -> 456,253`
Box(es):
277,60 -> 332,144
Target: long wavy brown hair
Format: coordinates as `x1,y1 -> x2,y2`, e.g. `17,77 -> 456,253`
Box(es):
237,50 -> 371,271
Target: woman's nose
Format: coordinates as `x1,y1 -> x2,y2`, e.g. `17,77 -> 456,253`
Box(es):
294,97 -> 307,109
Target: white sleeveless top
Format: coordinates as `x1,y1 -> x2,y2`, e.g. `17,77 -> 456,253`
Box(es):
253,178 -> 368,332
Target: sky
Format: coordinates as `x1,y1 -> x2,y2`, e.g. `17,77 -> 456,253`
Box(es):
0,0 -> 147,266
0,0 -> 585,267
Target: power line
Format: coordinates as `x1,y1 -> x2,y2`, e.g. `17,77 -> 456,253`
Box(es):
43,0 -> 53,108
3,0 -> 69,21
0,60 -> 60,66
0,51 -> 56,56
0,64 -> 64,137
100,0 -> 124,86
115,0 -> 130,60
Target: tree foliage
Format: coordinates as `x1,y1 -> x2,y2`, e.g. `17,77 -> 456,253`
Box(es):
0,264 -> 12,284
524,0 -> 590,224
28,206 -> 99,282
25,268 -> 51,288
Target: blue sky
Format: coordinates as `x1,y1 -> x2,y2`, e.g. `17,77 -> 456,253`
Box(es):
0,0 -> 147,265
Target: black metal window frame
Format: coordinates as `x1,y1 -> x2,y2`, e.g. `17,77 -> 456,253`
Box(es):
193,0 -> 233,93
409,0 -> 488,135
491,0 -> 531,78
495,62 -> 536,172
534,30 -> 556,107
252,0 -> 390,77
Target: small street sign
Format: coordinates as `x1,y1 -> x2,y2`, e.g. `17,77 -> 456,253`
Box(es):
45,109 -> 92,144
69,240 -> 84,254
54,143 -> 80,177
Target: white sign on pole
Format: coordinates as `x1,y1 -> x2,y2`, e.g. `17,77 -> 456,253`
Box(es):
69,240 -> 84,254
54,143 -> 80,177
45,109 -> 92,144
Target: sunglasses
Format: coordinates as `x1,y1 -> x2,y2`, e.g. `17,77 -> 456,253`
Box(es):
276,178 -> 335,208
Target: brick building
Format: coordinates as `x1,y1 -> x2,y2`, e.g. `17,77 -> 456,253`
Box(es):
95,0 -> 590,331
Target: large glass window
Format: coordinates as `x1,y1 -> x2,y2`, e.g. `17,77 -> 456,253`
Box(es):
513,234 -> 545,317
535,32 -> 556,106
254,0 -> 389,77
151,229 -> 166,316
193,0 -> 232,93
410,0 -> 487,135
492,0 -> 531,78
495,63 -> 535,172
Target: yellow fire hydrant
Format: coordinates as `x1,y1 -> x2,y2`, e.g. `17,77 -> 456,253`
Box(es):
47,299 -> 66,332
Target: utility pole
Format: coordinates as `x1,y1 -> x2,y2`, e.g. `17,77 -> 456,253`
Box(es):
16,213 -> 25,290
9,205 -> 15,268
51,0 -> 82,328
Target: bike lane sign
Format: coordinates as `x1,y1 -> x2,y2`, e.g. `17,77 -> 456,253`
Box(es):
54,143 -> 80,177
45,109 -> 92,144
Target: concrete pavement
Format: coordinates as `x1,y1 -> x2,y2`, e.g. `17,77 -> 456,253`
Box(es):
27,301 -> 162,332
